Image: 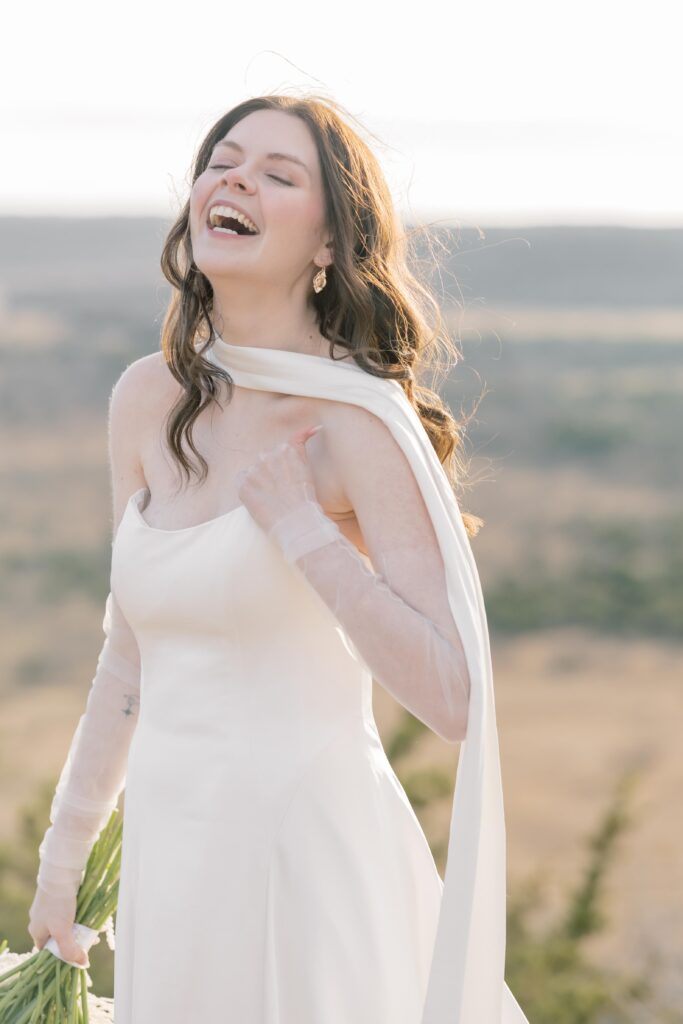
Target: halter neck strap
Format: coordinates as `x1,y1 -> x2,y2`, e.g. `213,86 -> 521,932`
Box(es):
198,334 -> 397,397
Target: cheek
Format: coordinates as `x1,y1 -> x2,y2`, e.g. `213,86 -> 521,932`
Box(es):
269,192 -> 324,243
190,175 -> 212,223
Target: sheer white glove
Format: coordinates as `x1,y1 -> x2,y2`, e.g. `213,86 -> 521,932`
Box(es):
29,591 -> 141,955
268,500 -> 470,743
27,888 -> 89,967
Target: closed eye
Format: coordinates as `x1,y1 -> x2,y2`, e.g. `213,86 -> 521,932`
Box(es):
208,164 -> 293,186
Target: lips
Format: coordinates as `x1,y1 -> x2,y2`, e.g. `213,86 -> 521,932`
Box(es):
205,200 -> 259,234
206,221 -> 258,239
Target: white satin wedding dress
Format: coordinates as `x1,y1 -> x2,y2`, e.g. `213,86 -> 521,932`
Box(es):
39,335 -> 529,1023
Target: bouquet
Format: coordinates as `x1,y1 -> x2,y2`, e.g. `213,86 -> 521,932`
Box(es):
0,807 -> 122,1023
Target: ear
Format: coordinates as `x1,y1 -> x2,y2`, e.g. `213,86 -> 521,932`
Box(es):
314,237 -> 334,268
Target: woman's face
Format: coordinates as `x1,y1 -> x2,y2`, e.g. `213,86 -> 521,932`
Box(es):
190,108 -> 332,290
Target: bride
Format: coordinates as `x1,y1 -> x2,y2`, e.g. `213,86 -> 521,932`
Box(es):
27,93 -> 529,1023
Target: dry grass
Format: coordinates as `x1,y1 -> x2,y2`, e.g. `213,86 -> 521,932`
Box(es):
373,625 -> 683,987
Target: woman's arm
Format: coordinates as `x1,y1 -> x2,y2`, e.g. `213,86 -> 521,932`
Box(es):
268,403 -> 470,744
35,590 -> 141,897
29,363 -> 148,960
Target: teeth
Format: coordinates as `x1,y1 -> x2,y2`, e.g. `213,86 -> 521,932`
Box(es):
208,204 -> 259,234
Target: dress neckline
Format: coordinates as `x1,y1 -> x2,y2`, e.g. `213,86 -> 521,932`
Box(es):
128,342 -> 367,537
128,486 -> 247,535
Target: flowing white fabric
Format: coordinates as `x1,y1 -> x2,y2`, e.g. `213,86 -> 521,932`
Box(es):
202,335 -> 529,1024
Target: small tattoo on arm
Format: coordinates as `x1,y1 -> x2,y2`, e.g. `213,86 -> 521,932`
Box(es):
122,694 -> 140,717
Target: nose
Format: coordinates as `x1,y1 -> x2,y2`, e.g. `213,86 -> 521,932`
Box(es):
220,166 -> 255,194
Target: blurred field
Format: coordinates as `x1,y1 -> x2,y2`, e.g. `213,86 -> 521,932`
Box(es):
0,220 -> 681,1014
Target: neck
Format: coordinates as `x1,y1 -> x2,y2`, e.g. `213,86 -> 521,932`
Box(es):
211,291 -> 324,356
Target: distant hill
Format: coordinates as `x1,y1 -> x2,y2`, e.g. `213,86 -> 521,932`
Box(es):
413,223 -> 683,309
0,220 -> 681,319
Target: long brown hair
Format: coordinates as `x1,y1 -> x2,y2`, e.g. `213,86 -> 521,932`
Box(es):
159,92 -> 484,538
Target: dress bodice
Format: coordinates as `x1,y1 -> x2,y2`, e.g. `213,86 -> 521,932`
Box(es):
111,484 -> 375,738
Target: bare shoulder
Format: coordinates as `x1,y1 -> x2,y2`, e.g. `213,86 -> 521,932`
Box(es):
319,398 -> 404,474
319,391 -> 446,585
108,352 -> 179,530
318,397 -> 433,544
109,351 -> 183,435
109,350 -> 178,408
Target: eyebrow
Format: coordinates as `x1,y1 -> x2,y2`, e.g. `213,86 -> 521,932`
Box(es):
213,139 -> 311,177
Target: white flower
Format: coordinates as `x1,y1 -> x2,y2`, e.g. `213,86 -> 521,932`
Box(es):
104,913 -> 116,951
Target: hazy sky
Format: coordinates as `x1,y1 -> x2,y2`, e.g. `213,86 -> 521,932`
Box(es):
3,0 -> 681,225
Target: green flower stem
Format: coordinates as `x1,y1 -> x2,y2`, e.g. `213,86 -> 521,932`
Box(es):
83,828 -> 112,889
80,968 -> 89,1024
0,965 -> 37,1016
28,973 -> 44,1024
68,974 -> 80,1024
13,997 -> 37,1024
91,813 -> 120,878
66,968 -> 79,1024
76,813 -> 119,915
0,949 -> 42,986
78,847 -> 120,925
55,958 -> 63,1020
13,976 -> 53,1024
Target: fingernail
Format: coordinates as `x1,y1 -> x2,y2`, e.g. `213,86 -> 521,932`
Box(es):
309,424 -> 324,434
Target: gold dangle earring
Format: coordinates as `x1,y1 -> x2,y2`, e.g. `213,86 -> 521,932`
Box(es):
312,266 -> 327,293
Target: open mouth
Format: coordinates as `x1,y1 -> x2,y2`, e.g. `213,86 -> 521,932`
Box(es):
207,208 -> 260,238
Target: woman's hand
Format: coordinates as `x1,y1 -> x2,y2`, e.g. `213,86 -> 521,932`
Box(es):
28,885 -> 89,967
235,424 -> 324,534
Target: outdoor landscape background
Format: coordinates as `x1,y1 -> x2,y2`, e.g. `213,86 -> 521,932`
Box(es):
0,217 -> 681,1019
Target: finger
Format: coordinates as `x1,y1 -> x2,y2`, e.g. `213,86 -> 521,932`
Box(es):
291,424 -> 323,447
53,931 -> 88,966
29,927 -> 48,949
74,945 -> 90,967
68,944 -> 90,967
